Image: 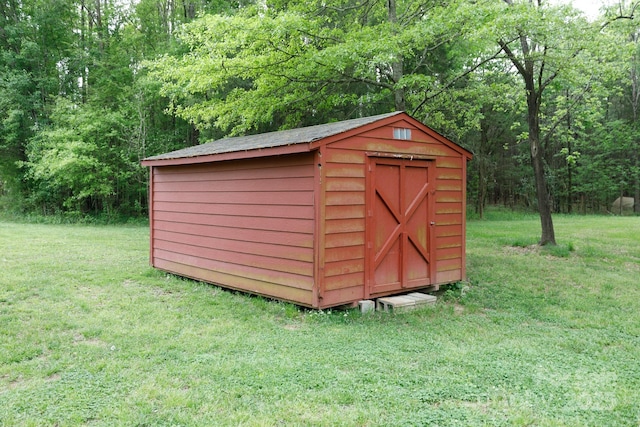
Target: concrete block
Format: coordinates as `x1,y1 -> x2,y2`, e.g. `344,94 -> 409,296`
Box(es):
376,292 -> 437,312
406,292 -> 437,304
358,300 -> 375,314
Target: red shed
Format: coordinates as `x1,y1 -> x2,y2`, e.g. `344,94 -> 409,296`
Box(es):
142,112 -> 472,308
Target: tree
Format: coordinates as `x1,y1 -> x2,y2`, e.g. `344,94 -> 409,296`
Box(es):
23,99 -> 124,214
4,0 -> 242,217
492,0 -> 598,244
0,0 -> 77,204
466,68 -> 524,218
147,0 -> 500,136
4,0 -> 640,220
601,1 -> 640,213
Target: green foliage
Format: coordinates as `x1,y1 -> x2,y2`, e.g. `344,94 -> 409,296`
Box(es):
22,99 -> 123,213
148,10 -> 387,134
147,0 -> 500,135
0,0 -> 76,199
2,0 -> 640,221
0,0 -> 237,218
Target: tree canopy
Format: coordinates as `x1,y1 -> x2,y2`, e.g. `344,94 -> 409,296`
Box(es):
1,0 -> 639,233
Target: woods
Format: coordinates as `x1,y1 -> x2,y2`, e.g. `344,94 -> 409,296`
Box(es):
1,0 -> 639,232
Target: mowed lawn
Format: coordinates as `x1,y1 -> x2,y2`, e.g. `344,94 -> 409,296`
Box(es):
0,215 -> 639,426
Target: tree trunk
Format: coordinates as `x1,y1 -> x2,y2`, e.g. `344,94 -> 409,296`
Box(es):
635,181 -> 639,213
566,101 -> 573,214
527,86 -> 556,245
635,146 -> 640,214
629,35 -> 640,214
387,0 -> 405,111
499,31 -> 558,245
477,158 -> 485,218
477,120 -> 490,219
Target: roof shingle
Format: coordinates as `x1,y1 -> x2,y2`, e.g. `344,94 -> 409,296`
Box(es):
143,111 -> 403,161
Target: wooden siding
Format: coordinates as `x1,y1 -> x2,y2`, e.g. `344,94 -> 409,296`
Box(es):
321,148 -> 367,299
435,149 -> 465,283
150,153 -> 316,305
321,122 -> 467,300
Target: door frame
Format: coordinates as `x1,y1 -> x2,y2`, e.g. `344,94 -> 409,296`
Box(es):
364,154 -> 436,299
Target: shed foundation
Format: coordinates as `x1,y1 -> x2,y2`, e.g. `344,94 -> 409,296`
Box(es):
376,292 -> 437,312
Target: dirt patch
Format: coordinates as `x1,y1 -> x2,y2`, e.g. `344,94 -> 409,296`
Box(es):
73,334 -> 105,347
122,279 -> 138,288
503,245 -> 539,255
624,262 -> 640,272
152,287 -> 170,296
453,303 -> 465,315
46,373 -> 61,382
2,374 -> 24,390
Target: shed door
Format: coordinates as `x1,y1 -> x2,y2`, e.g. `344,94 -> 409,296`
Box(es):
367,158 -> 435,296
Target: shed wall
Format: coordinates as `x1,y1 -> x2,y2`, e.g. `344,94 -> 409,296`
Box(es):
319,118 -> 467,305
150,153 -> 316,306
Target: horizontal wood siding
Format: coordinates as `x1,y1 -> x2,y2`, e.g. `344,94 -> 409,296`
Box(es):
151,153 -> 316,305
323,124 -> 466,301
435,152 -> 464,281
322,148 -> 367,297
155,259 -> 314,306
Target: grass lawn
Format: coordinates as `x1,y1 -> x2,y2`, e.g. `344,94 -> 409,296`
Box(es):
1,214 -> 639,426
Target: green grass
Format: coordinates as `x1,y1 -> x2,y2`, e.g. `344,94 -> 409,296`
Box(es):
1,216 -> 639,426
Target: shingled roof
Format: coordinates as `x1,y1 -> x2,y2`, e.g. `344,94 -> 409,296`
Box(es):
143,111 -> 403,162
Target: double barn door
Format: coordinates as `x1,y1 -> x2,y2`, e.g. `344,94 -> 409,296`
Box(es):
366,158 -> 435,296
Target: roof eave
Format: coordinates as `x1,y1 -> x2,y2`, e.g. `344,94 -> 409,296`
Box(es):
141,142 -> 315,167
